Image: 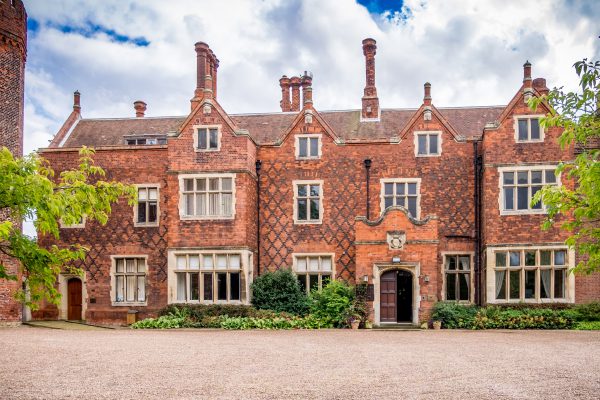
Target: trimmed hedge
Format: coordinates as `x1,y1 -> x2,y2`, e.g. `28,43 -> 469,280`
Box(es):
309,280 -> 355,328
250,269 -> 310,315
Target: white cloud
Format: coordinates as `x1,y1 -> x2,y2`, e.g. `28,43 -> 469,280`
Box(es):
22,0 -> 600,154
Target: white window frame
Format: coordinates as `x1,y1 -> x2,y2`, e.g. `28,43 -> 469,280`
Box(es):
292,253 -> 336,294
193,124 -> 221,152
167,249 -> 252,305
293,180 -> 324,224
498,165 -> 560,216
110,255 -> 148,306
441,252 -> 474,303
513,115 -> 545,143
413,131 -> 442,157
294,134 -> 322,160
379,178 -> 421,219
133,184 -> 160,227
178,173 -> 236,220
485,246 -> 575,304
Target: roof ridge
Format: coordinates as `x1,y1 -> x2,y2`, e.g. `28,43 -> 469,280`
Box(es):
79,115 -> 186,121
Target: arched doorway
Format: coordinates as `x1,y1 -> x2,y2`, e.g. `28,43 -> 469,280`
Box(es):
380,269 -> 413,323
67,278 -> 83,320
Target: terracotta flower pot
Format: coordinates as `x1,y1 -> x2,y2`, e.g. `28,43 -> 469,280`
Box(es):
350,320 -> 360,330
433,321 -> 442,330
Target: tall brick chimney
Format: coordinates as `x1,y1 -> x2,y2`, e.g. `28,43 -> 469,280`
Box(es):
290,76 -> 301,112
523,60 -> 533,102
73,90 -> 81,112
423,82 -> 432,106
191,41 -> 219,109
301,72 -> 313,108
134,100 -> 147,117
533,78 -> 549,96
361,38 -> 379,120
279,75 -> 291,112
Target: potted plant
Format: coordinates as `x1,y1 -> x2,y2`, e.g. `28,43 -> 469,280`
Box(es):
344,305 -> 362,330
433,320 -> 442,330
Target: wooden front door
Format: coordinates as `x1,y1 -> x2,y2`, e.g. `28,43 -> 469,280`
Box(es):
67,278 -> 82,320
380,270 -> 397,322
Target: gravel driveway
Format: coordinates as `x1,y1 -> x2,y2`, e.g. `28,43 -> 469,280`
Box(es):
1,326 -> 599,399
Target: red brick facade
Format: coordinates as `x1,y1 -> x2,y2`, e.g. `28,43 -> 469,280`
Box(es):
30,38 -> 599,325
0,0 -> 26,325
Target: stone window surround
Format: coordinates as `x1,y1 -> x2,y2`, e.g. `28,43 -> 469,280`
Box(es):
497,164 -> 560,216
192,124 -> 222,152
133,183 -> 161,228
379,178 -> 422,219
178,173 -> 236,221
485,245 -> 575,304
292,252 -> 336,293
413,130 -> 442,157
513,114 -> 545,143
166,248 -> 253,305
372,262 -> 421,326
60,216 -> 86,229
110,255 -> 148,307
292,179 -> 324,225
294,133 -> 323,160
440,251 -> 475,304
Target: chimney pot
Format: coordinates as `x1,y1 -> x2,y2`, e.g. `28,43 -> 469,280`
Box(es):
134,100 -> 147,118
523,60 -> 532,85
423,82 -> 432,106
301,72 -> 313,108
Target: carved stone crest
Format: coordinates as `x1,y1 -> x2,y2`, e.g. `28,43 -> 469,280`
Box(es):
387,231 -> 406,250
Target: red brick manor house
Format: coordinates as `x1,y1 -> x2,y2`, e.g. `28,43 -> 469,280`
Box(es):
30,37 -> 599,325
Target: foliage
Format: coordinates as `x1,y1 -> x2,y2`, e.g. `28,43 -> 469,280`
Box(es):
572,301 -> 600,321
353,283 -> 371,327
159,303 -> 277,320
250,269 -> 310,315
131,314 -> 188,329
574,321 -> 600,330
309,280 -> 355,327
219,314 -> 330,330
472,307 -> 575,330
431,302 -> 479,329
0,147 -> 136,309
528,59 -> 600,274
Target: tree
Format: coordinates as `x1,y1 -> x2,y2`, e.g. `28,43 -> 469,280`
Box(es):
0,147 -> 135,308
529,58 -> 600,274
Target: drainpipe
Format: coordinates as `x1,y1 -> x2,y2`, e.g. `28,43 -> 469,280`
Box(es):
255,160 -> 262,276
364,159 -> 372,220
473,141 -> 482,305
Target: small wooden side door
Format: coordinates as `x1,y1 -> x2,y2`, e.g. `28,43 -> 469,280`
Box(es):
380,270 -> 397,322
67,278 -> 82,320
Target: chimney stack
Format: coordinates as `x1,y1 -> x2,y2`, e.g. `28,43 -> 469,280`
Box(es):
301,72 -> 313,108
192,41 -> 219,109
290,76 -> 301,112
533,78 -> 548,96
279,75 -> 291,112
523,61 -> 532,88
361,38 -> 379,120
73,90 -> 81,113
423,82 -> 432,106
134,101 -> 147,118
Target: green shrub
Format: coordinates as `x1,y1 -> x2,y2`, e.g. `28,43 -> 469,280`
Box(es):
572,302 -> 600,321
251,269 -> 310,315
574,321 -> 600,330
131,314 -> 188,329
159,303 -> 274,321
219,315 -> 330,330
431,302 -> 479,329
310,280 -> 355,327
472,307 -> 575,330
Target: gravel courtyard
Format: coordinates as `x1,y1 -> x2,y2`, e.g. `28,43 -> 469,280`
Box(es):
0,326 -> 599,399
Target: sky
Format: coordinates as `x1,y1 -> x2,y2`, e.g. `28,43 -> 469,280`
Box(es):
22,0 -> 600,155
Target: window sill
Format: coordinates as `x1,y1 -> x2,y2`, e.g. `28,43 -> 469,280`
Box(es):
293,220 -> 323,225
415,154 -> 440,158
488,298 -> 571,304
180,215 -> 235,221
500,210 -> 548,216
194,148 -> 220,153
296,157 -> 321,161
170,300 -> 244,305
112,302 -> 147,307
133,222 -> 159,228
515,140 -> 544,144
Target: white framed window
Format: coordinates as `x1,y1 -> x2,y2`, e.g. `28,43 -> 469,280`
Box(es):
492,248 -> 569,302
174,253 -> 243,303
111,256 -> 147,305
380,178 -> 421,218
60,215 -> 86,229
513,115 -> 544,142
179,174 -> 235,220
295,134 -> 322,159
193,125 -> 220,151
443,254 -> 472,302
293,180 -> 324,224
414,131 -> 441,157
134,185 -> 159,227
293,254 -> 334,294
499,165 -> 558,215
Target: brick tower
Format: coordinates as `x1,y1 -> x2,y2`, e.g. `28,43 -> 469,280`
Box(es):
0,0 -> 27,325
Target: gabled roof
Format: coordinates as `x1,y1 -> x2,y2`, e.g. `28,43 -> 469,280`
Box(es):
54,106 -> 505,148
